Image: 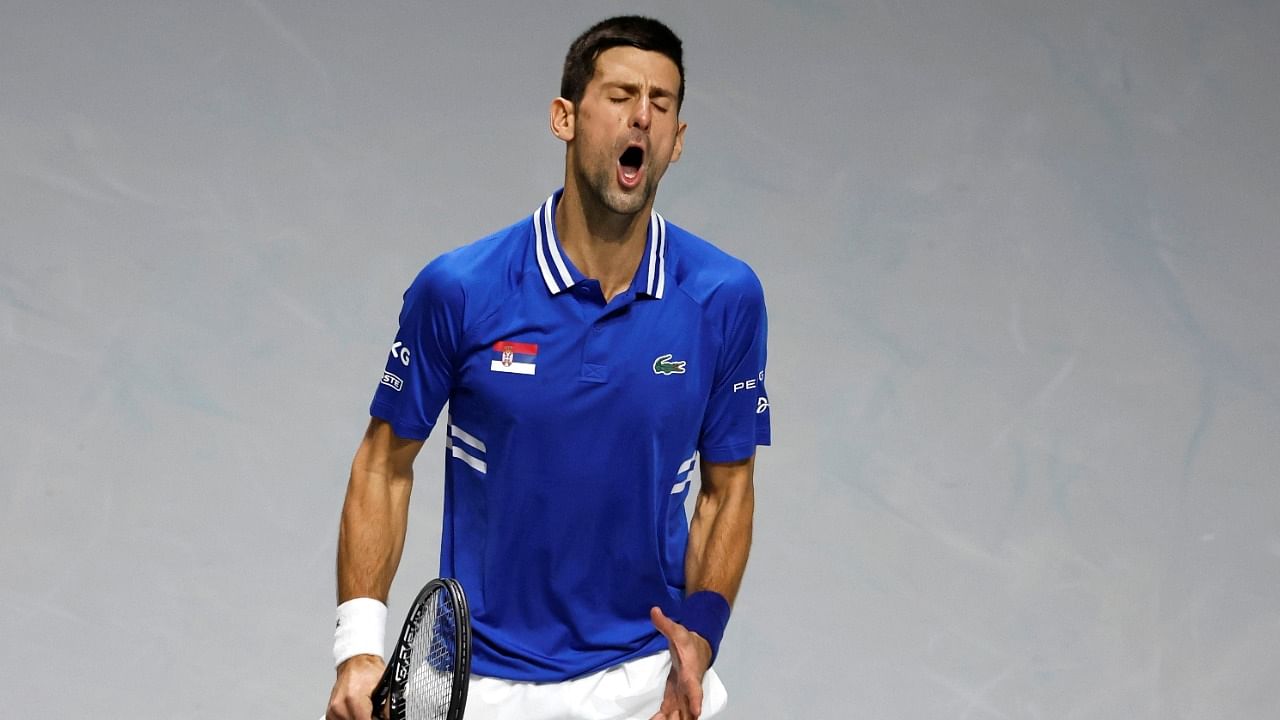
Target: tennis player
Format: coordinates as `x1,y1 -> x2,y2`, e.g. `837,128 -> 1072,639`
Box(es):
326,16 -> 770,720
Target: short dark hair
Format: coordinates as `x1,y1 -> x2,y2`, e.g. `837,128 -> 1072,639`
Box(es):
560,16 -> 685,111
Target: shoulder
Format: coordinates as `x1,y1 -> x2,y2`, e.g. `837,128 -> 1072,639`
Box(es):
662,219 -> 765,311
404,217 -> 530,310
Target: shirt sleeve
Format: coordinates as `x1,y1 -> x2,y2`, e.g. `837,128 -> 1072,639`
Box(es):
369,259 -> 464,441
698,266 -> 771,463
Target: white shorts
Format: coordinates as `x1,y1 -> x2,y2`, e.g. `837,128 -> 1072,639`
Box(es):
464,651 -> 728,720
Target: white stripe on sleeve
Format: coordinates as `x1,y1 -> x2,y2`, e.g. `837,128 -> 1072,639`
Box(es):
450,424 -> 487,453
450,445 -> 487,473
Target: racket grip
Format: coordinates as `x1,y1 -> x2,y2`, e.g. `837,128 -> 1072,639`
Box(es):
370,683 -> 388,717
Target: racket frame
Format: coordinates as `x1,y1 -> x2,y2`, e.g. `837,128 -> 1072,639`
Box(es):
371,577 -> 472,720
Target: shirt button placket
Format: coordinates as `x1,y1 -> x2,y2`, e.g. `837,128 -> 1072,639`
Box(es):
580,319 -> 609,382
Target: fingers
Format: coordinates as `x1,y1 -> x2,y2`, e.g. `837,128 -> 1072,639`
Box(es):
676,662 -> 704,719
650,605 -> 681,642
649,605 -> 710,718
326,691 -> 373,720
644,641 -> 708,720
327,654 -> 385,720
686,683 -> 704,718
650,607 -> 684,676
649,671 -> 680,720
650,606 -> 694,671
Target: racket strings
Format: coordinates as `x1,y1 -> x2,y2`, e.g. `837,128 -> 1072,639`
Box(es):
402,590 -> 458,720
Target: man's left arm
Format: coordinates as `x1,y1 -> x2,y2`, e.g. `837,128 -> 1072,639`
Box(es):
650,454 -> 755,719
685,454 -> 755,608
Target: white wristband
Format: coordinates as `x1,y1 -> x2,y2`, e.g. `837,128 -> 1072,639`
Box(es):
333,597 -> 387,668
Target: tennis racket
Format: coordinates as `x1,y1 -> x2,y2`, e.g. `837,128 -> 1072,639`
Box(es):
371,577 -> 472,720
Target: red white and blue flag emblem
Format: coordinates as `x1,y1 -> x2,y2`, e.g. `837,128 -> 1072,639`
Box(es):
490,340 -> 538,375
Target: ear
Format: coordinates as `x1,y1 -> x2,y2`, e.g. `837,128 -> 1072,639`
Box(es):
670,120 -> 688,163
550,97 -> 575,142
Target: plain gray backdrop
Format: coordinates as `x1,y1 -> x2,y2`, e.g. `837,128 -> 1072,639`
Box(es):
2,1 -> 1278,718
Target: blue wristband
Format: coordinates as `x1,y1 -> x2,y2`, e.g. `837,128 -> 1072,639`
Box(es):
678,591 -> 731,665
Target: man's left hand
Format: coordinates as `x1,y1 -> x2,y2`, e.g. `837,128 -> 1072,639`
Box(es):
649,605 -> 713,720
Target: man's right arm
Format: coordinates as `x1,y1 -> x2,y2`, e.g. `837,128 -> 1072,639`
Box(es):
326,418 -> 424,720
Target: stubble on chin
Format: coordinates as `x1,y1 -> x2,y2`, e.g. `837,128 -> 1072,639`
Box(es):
601,186 -> 649,216
584,165 -> 649,217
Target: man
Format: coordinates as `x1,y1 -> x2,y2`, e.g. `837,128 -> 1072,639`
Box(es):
326,16 -> 770,720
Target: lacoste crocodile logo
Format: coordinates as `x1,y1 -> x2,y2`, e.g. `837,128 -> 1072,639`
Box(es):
653,354 -> 687,375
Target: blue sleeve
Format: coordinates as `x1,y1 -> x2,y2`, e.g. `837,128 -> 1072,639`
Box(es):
698,267 -> 771,463
369,260 -> 464,441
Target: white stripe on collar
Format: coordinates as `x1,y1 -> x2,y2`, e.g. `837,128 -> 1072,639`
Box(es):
542,197 -> 575,290
645,211 -> 659,296
532,193 -> 667,298
533,200 -> 560,292
653,213 -> 667,299
534,196 -> 574,293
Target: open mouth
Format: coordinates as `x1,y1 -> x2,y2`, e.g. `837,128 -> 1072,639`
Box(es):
618,145 -> 645,186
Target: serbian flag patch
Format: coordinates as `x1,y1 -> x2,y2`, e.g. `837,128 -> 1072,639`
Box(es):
490,340 -> 538,375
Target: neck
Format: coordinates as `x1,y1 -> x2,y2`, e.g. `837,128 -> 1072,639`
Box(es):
554,179 -> 653,302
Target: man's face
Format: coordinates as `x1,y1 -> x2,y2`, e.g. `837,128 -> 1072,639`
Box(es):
565,46 -> 686,217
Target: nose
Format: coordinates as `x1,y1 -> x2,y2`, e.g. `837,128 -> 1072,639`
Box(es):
630,97 -> 651,131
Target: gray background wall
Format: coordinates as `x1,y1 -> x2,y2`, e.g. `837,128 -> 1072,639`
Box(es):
2,1 -> 1278,718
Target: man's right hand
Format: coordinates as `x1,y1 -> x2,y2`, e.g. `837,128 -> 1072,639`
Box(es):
326,654 -> 387,720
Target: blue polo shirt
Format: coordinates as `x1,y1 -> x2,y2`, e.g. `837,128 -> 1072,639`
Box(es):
370,190 -> 770,681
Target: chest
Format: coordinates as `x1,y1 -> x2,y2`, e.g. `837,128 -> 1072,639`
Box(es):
453,289 -> 716,438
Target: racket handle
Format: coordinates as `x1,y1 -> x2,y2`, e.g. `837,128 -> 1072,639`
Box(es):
370,683 -> 389,719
